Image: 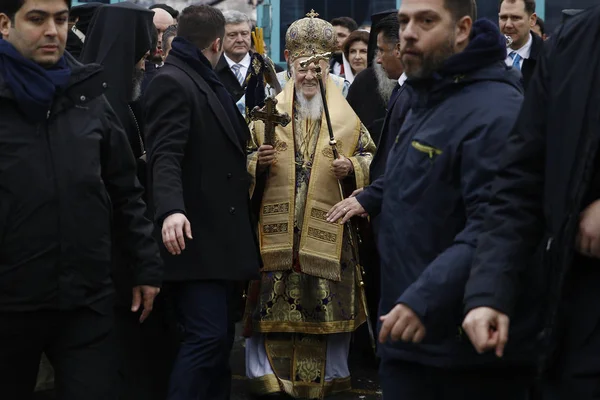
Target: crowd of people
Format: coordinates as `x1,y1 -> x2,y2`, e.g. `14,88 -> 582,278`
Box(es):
0,0 -> 599,399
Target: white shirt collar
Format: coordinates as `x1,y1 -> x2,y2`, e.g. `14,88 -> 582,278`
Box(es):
508,32 -> 533,60
398,73 -> 407,87
224,52 -> 251,69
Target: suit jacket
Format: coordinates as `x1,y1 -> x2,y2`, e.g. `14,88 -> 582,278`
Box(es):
370,84 -> 412,183
346,67 -> 387,145
144,55 -> 261,282
215,53 -> 250,103
521,32 -> 545,90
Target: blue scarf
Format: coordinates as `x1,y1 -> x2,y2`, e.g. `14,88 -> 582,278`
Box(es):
0,39 -> 72,120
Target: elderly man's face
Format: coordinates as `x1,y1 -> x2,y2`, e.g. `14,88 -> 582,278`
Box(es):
292,57 -> 328,100
223,22 -> 251,61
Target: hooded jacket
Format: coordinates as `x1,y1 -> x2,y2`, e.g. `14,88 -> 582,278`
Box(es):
0,52 -> 162,312
372,20 -> 526,367
81,2 -> 155,160
66,2 -> 104,60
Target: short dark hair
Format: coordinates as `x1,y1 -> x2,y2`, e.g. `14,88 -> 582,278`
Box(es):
499,0 -> 536,15
535,16 -> 544,34
330,16 -> 358,32
178,5 -> 225,50
342,30 -> 369,60
444,0 -> 477,21
149,3 -> 178,20
375,14 -> 399,44
0,0 -> 71,20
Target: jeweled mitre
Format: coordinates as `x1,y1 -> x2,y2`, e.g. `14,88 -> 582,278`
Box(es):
285,10 -> 336,61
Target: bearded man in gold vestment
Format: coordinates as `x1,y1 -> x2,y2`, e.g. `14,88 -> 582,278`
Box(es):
244,11 -> 376,400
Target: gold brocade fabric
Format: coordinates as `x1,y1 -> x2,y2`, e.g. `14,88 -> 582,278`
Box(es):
249,334 -> 352,399
247,77 -> 374,281
245,76 -> 375,399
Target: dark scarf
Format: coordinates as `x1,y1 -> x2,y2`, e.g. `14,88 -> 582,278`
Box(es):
0,39 -> 71,121
169,37 -> 247,145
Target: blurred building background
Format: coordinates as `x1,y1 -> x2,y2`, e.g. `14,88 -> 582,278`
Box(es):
72,0 -> 596,63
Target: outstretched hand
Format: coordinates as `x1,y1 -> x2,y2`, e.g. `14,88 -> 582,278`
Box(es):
326,194 -> 367,225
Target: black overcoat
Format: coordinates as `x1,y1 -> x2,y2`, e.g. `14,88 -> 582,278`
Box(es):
145,55 -> 261,282
465,6 -> 600,358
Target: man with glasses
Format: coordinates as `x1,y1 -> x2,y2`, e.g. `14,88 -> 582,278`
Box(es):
216,10 -> 252,102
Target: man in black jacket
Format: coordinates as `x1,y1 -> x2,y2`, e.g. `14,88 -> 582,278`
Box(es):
0,0 -> 162,398
463,6 -> 600,400
145,5 -> 261,400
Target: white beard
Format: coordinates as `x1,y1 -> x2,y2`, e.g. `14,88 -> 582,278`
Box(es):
373,63 -> 398,104
295,90 -> 323,120
131,81 -> 142,102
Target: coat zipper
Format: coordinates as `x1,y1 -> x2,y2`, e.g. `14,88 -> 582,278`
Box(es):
128,105 -> 145,157
411,140 -> 443,159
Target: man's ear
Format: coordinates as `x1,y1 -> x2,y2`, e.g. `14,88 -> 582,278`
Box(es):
284,49 -> 290,62
455,16 -> 473,48
529,12 -> 538,28
393,42 -> 401,57
213,37 -> 222,52
0,14 -> 12,38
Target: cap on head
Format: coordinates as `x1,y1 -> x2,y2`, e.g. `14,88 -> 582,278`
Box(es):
285,10 -> 336,62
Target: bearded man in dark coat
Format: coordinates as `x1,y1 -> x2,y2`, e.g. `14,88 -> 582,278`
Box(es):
346,10 -> 398,146
81,4 -> 175,399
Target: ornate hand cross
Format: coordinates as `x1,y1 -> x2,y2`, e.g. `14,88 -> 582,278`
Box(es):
249,97 -> 291,145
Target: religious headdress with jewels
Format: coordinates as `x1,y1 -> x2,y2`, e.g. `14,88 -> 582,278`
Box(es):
285,10 -> 336,61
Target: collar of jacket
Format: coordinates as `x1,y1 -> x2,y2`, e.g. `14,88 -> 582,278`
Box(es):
216,51 -> 254,73
0,51 -> 107,114
528,31 -> 545,61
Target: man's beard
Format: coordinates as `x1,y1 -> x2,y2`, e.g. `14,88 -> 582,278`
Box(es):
373,63 -> 398,104
403,35 -> 456,80
295,89 -> 323,121
130,67 -> 144,102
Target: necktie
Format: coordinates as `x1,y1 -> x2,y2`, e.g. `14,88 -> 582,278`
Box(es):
509,51 -> 522,71
231,63 -> 245,86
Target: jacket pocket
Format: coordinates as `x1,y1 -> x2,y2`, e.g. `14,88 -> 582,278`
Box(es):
411,140 -> 443,159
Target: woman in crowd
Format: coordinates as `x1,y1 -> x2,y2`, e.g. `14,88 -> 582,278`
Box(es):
342,30 -> 369,84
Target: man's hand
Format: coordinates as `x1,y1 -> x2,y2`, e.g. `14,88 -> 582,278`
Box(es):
131,285 -> 161,323
257,145 -> 276,170
576,199 -> 600,258
462,307 -> 510,358
162,213 -> 192,255
331,156 -> 353,180
379,304 -> 426,344
326,197 -> 367,224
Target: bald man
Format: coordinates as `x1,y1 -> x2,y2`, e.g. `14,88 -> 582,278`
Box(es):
143,7 -> 176,93
153,8 -> 175,58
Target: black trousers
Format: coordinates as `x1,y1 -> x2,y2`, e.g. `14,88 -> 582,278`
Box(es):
114,295 -> 179,400
0,301 -> 117,400
379,359 -> 533,400
542,262 -> 600,400
167,280 -> 235,400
